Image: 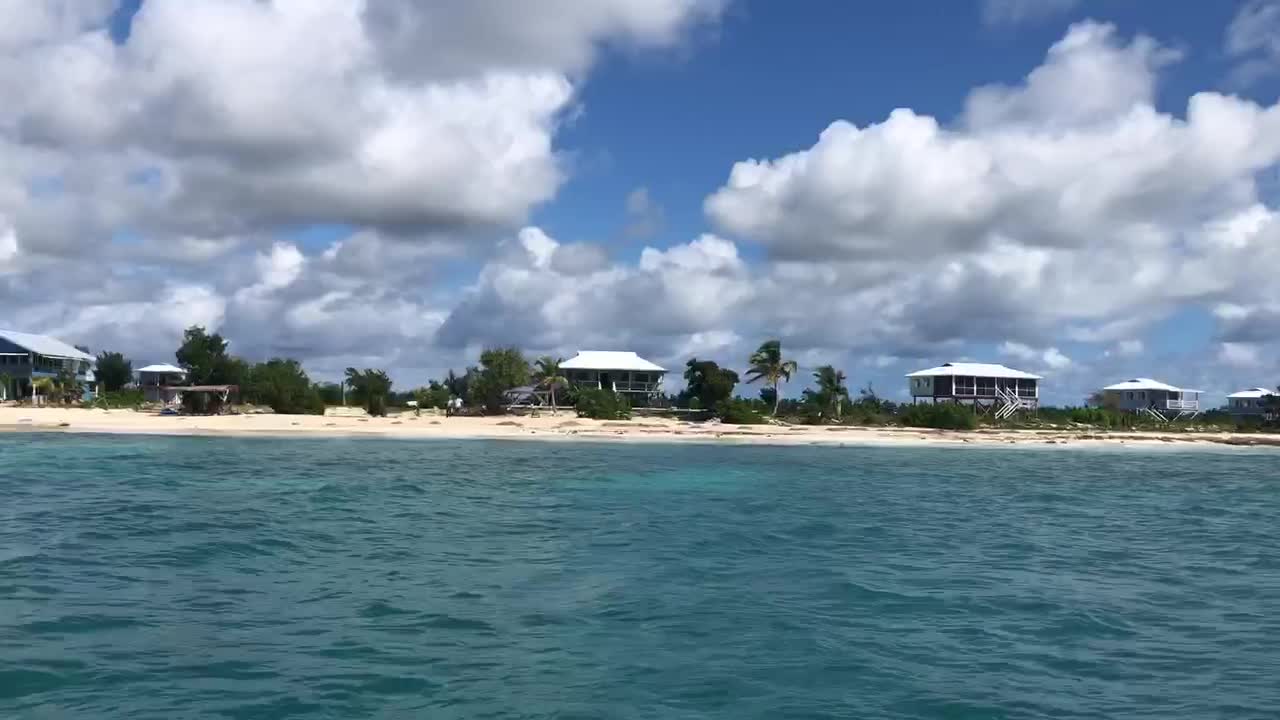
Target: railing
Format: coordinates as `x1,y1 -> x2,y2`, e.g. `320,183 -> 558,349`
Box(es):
612,381 -> 660,393
1165,400 -> 1199,411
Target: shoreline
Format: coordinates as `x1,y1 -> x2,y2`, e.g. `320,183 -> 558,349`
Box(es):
1,407 -> 1278,450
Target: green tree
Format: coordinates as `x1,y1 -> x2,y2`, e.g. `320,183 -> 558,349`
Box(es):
245,359 -> 323,414
53,367 -> 82,404
315,382 -> 343,406
344,368 -> 393,416
808,365 -> 850,420
468,347 -> 529,414
532,355 -> 569,412
681,358 -> 738,410
174,326 -> 244,412
744,340 -> 797,416
0,371 -> 12,401
94,351 -> 133,392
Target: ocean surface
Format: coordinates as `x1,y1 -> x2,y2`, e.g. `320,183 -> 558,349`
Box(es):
2,434 -> 1279,719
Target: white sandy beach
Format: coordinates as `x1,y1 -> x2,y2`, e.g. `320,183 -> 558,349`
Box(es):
1,406 -> 1276,449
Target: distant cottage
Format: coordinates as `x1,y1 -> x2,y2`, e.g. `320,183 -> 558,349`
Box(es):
1226,387 -> 1276,418
1099,378 -> 1201,421
906,362 -> 1040,419
561,351 -> 666,406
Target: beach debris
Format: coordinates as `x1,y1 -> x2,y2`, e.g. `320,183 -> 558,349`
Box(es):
291,422 -> 301,426
58,422 -> 70,428
497,421 -> 522,427
325,423 -> 336,427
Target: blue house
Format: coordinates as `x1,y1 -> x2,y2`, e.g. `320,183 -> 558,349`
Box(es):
0,330 -> 94,401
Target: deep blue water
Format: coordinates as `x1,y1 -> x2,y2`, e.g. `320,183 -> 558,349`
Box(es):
2,434 -> 1279,719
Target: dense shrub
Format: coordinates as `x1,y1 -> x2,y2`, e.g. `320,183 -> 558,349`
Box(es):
91,389 -> 146,409
900,402 -> 978,430
716,398 -> 767,425
576,389 -> 631,420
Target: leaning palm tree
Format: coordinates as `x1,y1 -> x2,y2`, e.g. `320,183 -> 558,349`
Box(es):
532,356 -> 569,413
814,365 -> 850,420
745,340 -> 798,416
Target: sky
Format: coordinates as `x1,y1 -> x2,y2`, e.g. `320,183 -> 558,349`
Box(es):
3,0 -> 1280,406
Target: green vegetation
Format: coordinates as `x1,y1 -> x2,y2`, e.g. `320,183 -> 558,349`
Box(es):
744,340 -> 797,416
174,326 -> 243,413
0,371 -> 11,401
576,388 -> 631,420
681,358 -> 738,410
801,365 -> 851,422
900,402 -> 978,430
413,382 -> 451,411
533,355 -> 569,410
92,389 -> 146,409
716,398 -> 767,424
469,347 -> 530,413
242,359 -> 325,415
344,368 -> 393,416
94,351 -> 133,392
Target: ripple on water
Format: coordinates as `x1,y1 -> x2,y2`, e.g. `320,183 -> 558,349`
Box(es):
2,435 -> 1279,719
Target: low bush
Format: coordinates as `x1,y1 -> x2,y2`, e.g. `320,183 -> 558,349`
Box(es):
90,389 -> 146,409
576,389 -> 631,420
716,398 -> 767,425
900,403 -> 978,430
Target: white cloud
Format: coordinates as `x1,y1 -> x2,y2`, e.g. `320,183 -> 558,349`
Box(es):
981,0 -> 1078,27
1218,342 -> 1263,368
705,21 -> 1280,364
1116,339 -> 1144,356
1000,341 -> 1072,370
1226,0 -> 1280,87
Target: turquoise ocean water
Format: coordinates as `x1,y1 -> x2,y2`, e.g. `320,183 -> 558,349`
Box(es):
2,434 -> 1278,718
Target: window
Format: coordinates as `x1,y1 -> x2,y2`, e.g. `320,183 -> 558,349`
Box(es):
1138,391 -> 1146,400
954,376 -> 976,395
975,377 -> 996,396
1127,392 -> 1134,400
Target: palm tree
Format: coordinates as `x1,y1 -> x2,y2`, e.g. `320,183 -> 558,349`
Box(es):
814,365 -> 850,420
0,372 -> 11,402
31,377 -> 54,406
745,340 -> 798,416
532,356 -> 569,412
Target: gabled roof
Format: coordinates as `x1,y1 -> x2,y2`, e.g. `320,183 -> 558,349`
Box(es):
905,362 -> 1041,380
1102,378 -> 1202,393
1227,387 -> 1276,399
561,351 -> 665,372
137,363 -> 187,374
0,330 -> 93,361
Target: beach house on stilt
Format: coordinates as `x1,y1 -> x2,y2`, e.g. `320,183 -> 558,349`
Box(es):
561,351 -> 666,406
906,362 -> 1040,419
1099,378 -> 1201,421
0,330 -> 94,402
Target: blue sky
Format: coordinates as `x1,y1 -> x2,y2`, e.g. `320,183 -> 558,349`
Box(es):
4,0 -> 1280,405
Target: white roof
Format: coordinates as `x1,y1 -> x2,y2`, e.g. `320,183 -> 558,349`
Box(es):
0,329 -> 93,361
1102,378 -> 1202,393
561,351 -> 665,372
905,362 -> 1041,380
1227,387 -> 1276,399
138,363 -> 187,374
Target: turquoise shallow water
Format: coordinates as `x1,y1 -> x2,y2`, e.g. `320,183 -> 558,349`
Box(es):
2,434 -> 1279,718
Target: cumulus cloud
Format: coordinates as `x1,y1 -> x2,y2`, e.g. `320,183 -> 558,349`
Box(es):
0,0 -> 723,382
704,20 -> 1280,373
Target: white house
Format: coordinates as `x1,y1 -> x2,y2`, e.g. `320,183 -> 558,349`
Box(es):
137,363 -> 187,403
906,362 -> 1040,419
561,351 -> 666,404
1226,387 -> 1275,417
1100,378 -> 1201,421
